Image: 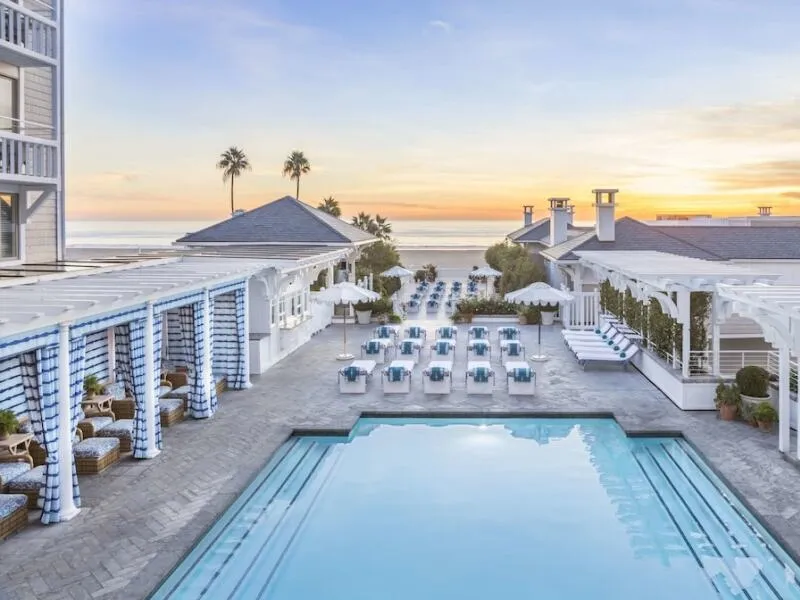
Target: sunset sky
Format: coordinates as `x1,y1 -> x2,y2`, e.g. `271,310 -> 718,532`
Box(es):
66,0 -> 800,222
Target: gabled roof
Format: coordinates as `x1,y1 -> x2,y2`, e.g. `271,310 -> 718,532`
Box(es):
541,217 -> 724,261
176,196 -> 376,246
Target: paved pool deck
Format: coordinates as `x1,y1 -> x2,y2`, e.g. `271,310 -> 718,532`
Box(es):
1,318 -> 799,599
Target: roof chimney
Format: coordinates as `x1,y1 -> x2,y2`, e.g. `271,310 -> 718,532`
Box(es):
548,198 -> 571,246
592,188 -> 619,242
523,205 -> 534,226
757,206 -> 772,217
568,204 -> 575,225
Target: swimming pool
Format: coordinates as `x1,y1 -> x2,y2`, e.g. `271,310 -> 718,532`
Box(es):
153,418 -> 800,599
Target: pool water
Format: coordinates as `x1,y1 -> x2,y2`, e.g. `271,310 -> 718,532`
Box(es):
154,418 -> 800,599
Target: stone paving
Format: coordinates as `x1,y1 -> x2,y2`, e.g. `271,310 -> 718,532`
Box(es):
1,315 -> 799,599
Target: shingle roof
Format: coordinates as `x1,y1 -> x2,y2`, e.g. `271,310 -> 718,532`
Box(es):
508,218 -> 590,244
176,196 -> 376,245
542,217 -> 724,261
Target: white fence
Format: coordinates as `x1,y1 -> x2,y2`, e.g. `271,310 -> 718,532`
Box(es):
0,0 -> 57,61
561,291 -> 600,330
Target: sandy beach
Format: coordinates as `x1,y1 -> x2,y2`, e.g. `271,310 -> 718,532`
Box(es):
66,246 -> 488,278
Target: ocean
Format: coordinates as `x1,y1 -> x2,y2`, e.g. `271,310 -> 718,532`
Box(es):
66,219 -> 523,250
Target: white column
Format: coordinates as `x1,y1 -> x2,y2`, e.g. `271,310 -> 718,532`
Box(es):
711,298 -> 721,376
573,269 -> 584,327
142,302 -> 160,458
678,291 -> 691,378
57,323 -> 80,520
202,288 -> 212,406
778,345 -> 791,454
327,264 -> 334,289
242,281 -> 252,388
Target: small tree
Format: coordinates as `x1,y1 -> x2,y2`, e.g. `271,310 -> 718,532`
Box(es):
283,151 -> 311,200
318,196 -> 341,217
216,146 -> 251,215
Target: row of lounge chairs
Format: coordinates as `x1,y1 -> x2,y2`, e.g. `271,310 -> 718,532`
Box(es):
561,322 -> 640,369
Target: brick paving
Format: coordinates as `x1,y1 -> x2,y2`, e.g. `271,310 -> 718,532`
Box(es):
0,315 -> 799,599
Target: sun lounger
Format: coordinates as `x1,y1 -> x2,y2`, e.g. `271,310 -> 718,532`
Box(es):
467,339 -> 491,360
397,338 -> 422,363
431,339 -> 456,359
361,338 -> 391,364
570,337 -> 632,356
6,465 -> 45,509
500,340 -> 525,360
0,494 -> 28,540
435,326 -> 457,340
468,325 -> 489,340
561,322 -> 614,339
382,360 -> 415,394
338,360 -> 376,394
497,326 -> 520,340
567,332 -> 627,351
505,361 -> 536,395
423,360 -> 453,394
95,419 -> 134,453
74,437 -> 121,474
405,326 -> 426,342
466,361 -> 494,395
575,345 -> 640,370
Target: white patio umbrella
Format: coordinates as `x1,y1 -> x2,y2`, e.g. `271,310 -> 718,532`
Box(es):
505,282 -> 574,362
470,266 -> 502,298
316,282 -> 380,360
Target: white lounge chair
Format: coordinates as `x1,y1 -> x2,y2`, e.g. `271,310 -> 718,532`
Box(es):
505,361 -> 535,395
396,338 -> 422,363
405,326 -> 427,343
338,360 -> 376,393
570,337 -> 632,356
567,332 -> 627,351
431,339 -> 456,359
500,340 -> 525,361
466,361 -> 494,395
382,360 -> 415,394
561,322 -> 614,340
361,338 -> 392,364
467,339 -> 491,360
575,346 -> 640,370
423,360 -> 453,394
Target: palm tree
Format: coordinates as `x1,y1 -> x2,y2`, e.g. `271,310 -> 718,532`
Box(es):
216,146 -> 251,216
374,214 -> 392,239
351,212 -> 374,232
351,212 -> 393,240
318,196 -> 341,217
282,151 -> 311,200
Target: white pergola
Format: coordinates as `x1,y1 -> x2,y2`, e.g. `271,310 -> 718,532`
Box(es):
717,283 -> 800,456
574,251 -> 781,377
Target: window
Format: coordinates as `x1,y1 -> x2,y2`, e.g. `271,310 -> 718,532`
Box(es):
0,194 -> 17,259
0,75 -> 17,132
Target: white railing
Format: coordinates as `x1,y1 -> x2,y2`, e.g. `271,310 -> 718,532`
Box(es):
0,0 -> 57,62
685,350 -> 772,378
0,130 -> 57,180
766,351 -> 799,381
561,291 -> 600,329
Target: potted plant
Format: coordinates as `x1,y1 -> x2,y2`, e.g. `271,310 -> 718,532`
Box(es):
714,381 -> 740,421
519,306 -> 539,325
83,374 -> 104,399
353,301 -> 374,325
539,303 -> 559,326
735,366 -> 771,423
752,401 -> 778,433
0,409 -> 19,440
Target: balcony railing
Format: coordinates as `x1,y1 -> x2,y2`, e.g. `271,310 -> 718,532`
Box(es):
0,0 -> 57,65
0,130 -> 57,182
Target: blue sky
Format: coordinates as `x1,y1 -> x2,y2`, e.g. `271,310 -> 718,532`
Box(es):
65,0 -> 800,220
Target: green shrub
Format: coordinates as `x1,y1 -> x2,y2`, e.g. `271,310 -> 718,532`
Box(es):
372,297 -> 394,315
735,366 -> 770,398
752,402 -> 778,424
353,301 -> 374,312
714,381 -> 740,408
456,298 -> 518,315
388,313 -> 403,324
0,409 -> 18,438
83,374 -> 104,397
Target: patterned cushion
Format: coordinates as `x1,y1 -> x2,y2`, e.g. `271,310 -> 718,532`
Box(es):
0,463 -> 31,486
6,466 -> 45,492
73,437 -> 120,458
160,398 -> 183,413
81,416 -> 113,430
97,419 -> 134,439
158,385 -> 172,398
0,494 -> 27,518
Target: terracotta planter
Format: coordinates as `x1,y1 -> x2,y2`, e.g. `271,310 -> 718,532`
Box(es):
757,420 -> 774,433
718,404 -> 737,421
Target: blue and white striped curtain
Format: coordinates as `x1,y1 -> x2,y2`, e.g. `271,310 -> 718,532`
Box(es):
229,287 -> 248,389
190,300 -> 213,418
114,324 -> 133,397
179,306 -> 194,368
68,336 -> 85,510
25,346 -> 62,523
209,300 -> 218,413
212,292 -> 244,389
129,319 -> 149,457
152,313 -> 164,451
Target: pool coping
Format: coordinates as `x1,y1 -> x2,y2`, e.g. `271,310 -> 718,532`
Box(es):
146,410 -> 800,598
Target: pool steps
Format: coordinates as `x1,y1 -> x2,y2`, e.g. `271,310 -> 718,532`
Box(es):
634,441 -> 800,600
166,438 -> 339,599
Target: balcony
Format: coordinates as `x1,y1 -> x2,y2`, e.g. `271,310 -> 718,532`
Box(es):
0,129 -> 57,185
0,0 -> 57,68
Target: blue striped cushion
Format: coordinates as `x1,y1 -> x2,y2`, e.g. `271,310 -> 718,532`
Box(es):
427,367 -> 446,382
341,366 -> 361,382
473,367 -> 490,383
0,463 -> 30,487
365,341 -> 380,354
74,437 -> 120,458
400,341 -> 415,355
512,368 -> 532,383
506,343 -> 521,356
386,367 -> 406,382
0,494 -> 26,518
434,342 -> 451,355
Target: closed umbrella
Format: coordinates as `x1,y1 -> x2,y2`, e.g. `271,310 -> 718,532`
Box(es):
505,282 -> 574,361
471,266 -> 502,298
316,282 -> 380,360
381,265 -> 415,310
